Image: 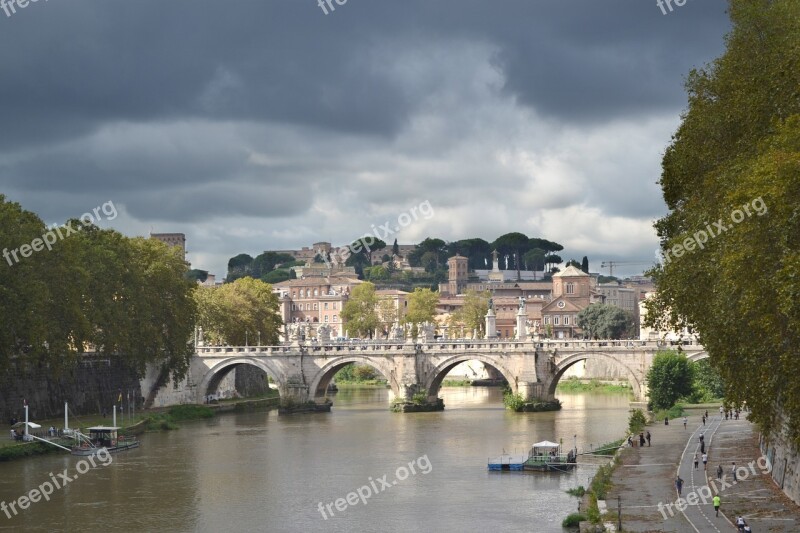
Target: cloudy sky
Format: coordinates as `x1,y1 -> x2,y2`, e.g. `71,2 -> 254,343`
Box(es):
0,0 -> 730,278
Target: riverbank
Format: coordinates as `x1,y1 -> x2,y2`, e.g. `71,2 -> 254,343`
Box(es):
556,377 -> 632,394
0,395 -> 280,463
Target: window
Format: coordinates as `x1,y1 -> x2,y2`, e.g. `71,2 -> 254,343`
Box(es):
333,315 -> 338,322
563,316 -> 569,326
324,316 -> 329,323
554,316 -> 560,325
291,304 -> 296,311
566,283 -> 574,295
314,289 -> 318,296
324,303 -> 329,310
333,302 -> 337,310
313,303 -> 318,310
292,291 -> 297,299
544,316 -> 550,325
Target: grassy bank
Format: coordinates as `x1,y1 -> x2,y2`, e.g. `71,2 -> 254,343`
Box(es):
441,379 -> 472,387
557,377 -> 632,394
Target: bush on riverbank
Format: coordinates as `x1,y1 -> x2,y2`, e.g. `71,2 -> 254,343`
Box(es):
651,403 -> 685,422
562,512 -> 587,528
566,486 -> 586,497
557,377 -> 632,394
334,363 -> 387,385
442,379 -> 472,387
629,408 -> 647,434
143,405 -> 215,431
0,441 -> 62,462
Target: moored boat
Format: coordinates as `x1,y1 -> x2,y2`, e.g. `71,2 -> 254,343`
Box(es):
71,426 -> 139,456
488,440 -> 576,472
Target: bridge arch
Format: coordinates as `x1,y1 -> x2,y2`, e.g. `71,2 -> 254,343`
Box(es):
196,357 -> 284,404
424,354 -> 517,400
686,351 -> 709,363
548,352 -> 644,401
308,357 -> 399,400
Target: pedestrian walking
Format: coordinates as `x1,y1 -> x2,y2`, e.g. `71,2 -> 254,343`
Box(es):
705,410 -> 709,419
702,452 -> 708,469
646,430 -> 651,447
665,416 -> 669,425
732,462 -> 738,482
713,495 -> 721,517
694,452 -> 699,469
735,515 -> 746,531
717,464 -> 723,480
701,441 -> 706,454
702,414 -> 706,425
683,416 -> 688,429
743,524 -> 752,532
676,476 -> 684,497
639,432 -> 645,447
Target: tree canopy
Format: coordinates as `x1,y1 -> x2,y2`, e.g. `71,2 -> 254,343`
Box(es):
195,277 -> 282,346
0,196 -> 196,379
577,304 -> 634,339
404,288 -> 439,328
340,282 -> 379,338
647,0 -> 800,441
646,351 -> 694,411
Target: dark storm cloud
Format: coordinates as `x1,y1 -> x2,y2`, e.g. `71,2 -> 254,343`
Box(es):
0,0 -> 731,275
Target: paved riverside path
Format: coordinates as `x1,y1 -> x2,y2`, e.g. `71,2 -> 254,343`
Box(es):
607,411 -> 800,532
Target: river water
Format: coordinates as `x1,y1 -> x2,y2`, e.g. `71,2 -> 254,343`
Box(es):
0,387 -> 631,533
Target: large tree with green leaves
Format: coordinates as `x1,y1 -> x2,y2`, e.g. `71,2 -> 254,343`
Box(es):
577,304 -> 634,339
340,282 -> 380,338
451,290 -> 490,338
195,277 -> 282,346
404,288 -> 439,329
0,196 -> 197,379
646,351 -> 695,410
647,0 -> 800,441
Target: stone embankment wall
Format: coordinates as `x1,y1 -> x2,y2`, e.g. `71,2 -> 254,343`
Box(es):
561,358 -> 629,381
761,416 -> 800,505
0,357 -> 141,423
0,358 -> 271,423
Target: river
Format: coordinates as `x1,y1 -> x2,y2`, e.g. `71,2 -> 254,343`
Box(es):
0,387 -> 631,532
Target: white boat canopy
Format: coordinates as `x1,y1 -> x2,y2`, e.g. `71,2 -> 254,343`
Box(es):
532,441 -> 560,448
12,422 -> 42,429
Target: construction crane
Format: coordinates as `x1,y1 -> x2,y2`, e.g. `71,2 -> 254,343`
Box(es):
600,261 -> 652,277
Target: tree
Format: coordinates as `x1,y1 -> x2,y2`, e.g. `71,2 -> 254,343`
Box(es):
226,254 -> 254,282
186,269 -> 208,283
581,256 -> 589,274
565,259 -> 581,269
392,239 -> 400,257
492,232 -> 529,281
340,282 -> 379,338
577,304 -> 634,339
449,238 -> 491,270
376,297 -> 399,338
0,197 -> 198,380
524,248 -> 546,274
646,351 -> 694,410
261,270 -> 292,284
649,0 -> 800,441
404,288 -> 439,330
345,238 -> 386,269
451,290 -> 490,338
195,277 -> 282,346
408,237 -> 447,269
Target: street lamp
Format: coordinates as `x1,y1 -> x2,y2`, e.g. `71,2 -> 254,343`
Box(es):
258,331 -> 261,346
245,330 -> 249,347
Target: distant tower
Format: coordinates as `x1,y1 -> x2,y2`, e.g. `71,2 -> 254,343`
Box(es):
447,255 -> 468,296
150,233 -> 186,261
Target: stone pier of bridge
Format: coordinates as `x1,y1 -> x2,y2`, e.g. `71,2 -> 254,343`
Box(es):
147,340 -> 707,410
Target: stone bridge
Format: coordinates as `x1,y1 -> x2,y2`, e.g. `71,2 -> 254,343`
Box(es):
182,339 -> 707,407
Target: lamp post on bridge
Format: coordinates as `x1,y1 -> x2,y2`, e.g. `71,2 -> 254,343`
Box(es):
245,330 -> 248,347
258,331 -> 261,346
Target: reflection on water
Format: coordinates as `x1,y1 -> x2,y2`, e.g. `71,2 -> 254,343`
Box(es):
0,387 -> 631,533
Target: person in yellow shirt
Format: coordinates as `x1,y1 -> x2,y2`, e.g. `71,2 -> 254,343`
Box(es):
713,495 -> 721,517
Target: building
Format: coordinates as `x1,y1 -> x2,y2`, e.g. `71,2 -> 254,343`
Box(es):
541,266 -> 604,339
150,233 -> 186,260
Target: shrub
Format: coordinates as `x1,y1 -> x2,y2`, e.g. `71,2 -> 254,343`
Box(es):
562,513 -> 587,528
628,408 -> 647,434
566,486 -> 586,497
